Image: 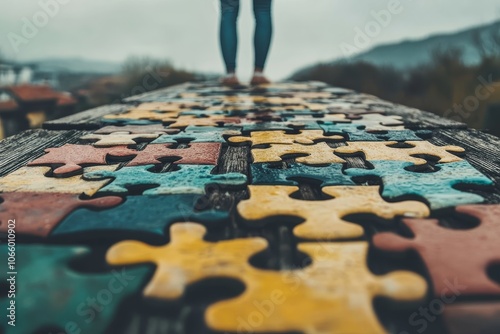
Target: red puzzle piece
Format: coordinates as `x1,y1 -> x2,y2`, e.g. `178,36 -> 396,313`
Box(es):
374,204 -> 500,297
0,192 -> 122,237
126,143 -> 222,166
28,144 -> 136,176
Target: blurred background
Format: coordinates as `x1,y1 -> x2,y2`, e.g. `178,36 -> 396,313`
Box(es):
1,0 -> 499,138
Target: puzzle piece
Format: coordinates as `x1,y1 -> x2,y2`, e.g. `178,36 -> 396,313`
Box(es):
94,124 -> 178,135
241,121 -> 321,132
125,143 -> 221,166
443,302 -> 500,334
85,164 -> 247,195
106,223 -> 267,299
228,130 -> 343,146
335,141 -> 464,165
103,109 -> 182,122
238,185 -> 429,240
374,204 -> 500,297
80,132 -> 160,147
0,244 -> 149,334
101,118 -> 161,126
28,144 -> 136,176
350,113 -> 405,131
0,192 -> 122,237
345,160 -> 493,209
207,242 -> 427,334
168,115 -> 241,128
251,162 -> 355,186
54,195 -> 228,238
152,129 -> 240,144
0,165 -> 117,196
285,114 -> 350,123
251,142 -> 345,165
135,101 -> 203,111
320,122 -> 430,141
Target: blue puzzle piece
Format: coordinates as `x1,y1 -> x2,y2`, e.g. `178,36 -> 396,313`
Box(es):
345,160 -> 494,210
0,244 -> 149,334
54,194 -> 228,238
85,164 -> 247,195
152,129 -> 237,143
320,122 -> 429,141
251,162 -> 355,187
241,121 -> 321,133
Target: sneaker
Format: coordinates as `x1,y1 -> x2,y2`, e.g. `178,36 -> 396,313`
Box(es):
220,74 -> 241,87
250,72 -> 271,86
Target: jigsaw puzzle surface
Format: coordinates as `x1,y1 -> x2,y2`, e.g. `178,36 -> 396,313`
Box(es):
1,81 -> 498,334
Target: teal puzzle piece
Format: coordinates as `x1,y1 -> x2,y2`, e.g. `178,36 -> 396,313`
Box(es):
152,130 -> 235,144
251,162 -> 355,187
345,160 -> 494,209
84,164 -> 247,195
320,122 -> 428,141
54,194 -> 228,239
0,245 -> 149,334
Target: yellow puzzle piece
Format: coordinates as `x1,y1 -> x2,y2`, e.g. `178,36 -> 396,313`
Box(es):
206,242 -> 427,334
0,165 -> 117,196
335,141 -> 465,165
238,185 -> 429,240
229,130 -> 343,146
106,223 -> 268,299
251,142 -> 345,164
80,132 -> 160,147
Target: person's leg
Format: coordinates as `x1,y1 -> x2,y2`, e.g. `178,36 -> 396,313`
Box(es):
252,0 -> 273,84
220,0 -> 239,75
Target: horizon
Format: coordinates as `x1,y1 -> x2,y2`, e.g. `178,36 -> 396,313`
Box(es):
1,0 -> 499,79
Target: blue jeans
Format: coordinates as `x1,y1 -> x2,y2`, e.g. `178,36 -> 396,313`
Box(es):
220,0 -> 273,73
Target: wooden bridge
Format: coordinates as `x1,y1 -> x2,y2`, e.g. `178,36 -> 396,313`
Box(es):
0,81 -> 499,334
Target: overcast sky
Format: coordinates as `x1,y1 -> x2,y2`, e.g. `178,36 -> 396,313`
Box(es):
1,0 -> 499,79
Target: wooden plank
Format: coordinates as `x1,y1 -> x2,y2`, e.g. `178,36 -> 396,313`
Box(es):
43,104 -> 131,130
0,129 -> 90,177
387,105 -> 467,130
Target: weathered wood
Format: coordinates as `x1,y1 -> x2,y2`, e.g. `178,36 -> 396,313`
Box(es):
388,106 -> 467,130
43,104 -> 131,130
0,129 -> 90,177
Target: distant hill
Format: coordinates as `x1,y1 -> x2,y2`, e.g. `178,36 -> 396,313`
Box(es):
27,57 -> 121,74
292,20 -> 500,77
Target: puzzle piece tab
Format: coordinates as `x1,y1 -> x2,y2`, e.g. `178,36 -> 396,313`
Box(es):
251,142 -> 345,164
345,160 -> 493,209
106,223 -> 267,299
80,132 -> 160,147
228,130 -> 343,146
335,141 -> 464,165
251,162 -> 355,186
207,242 -> 427,334
126,143 -> 221,166
0,245 -> 149,334
28,144 -> 136,176
54,195 -> 229,239
0,165 -> 117,196
374,204 -> 500,297
85,164 -> 247,195
0,192 -> 122,237
238,185 -> 429,240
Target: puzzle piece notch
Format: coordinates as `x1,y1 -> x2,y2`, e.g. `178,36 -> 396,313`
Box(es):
238,185 -> 429,240
0,245 -> 149,334
0,192 -> 122,237
126,143 -> 222,166
251,162 -> 355,187
345,160 -> 493,210
106,223 -> 267,299
207,242 -> 427,334
28,144 -> 136,176
84,164 -> 247,195
251,142 -> 345,165
335,141 -> 465,165
374,204 -> 500,297
0,165 -> 118,196
229,130 -> 343,146
80,132 -> 160,147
